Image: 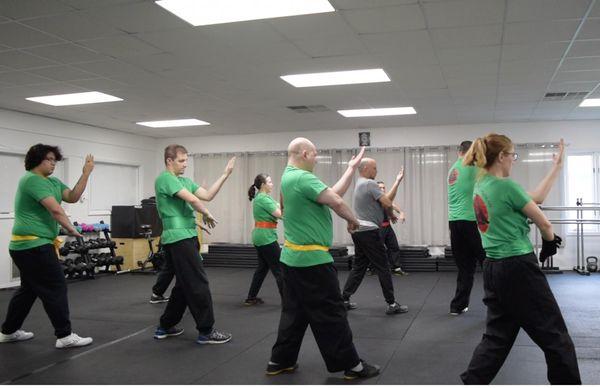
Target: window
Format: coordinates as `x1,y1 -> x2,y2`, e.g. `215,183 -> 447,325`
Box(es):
565,153 -> 600,233
89,162 -> 140,215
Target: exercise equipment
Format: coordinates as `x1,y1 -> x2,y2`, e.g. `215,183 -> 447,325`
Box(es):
586,256 -> 598,273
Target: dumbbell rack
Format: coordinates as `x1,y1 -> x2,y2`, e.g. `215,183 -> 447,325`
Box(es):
58,221 -> 124,280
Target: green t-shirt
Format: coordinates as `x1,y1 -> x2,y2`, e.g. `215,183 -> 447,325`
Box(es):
473,174 -> 533,259
280,165 -> 333,267
447,158 -> 477,221
10,172 -> 68,251
155,171 -> 200,245
252,192 -> 279,247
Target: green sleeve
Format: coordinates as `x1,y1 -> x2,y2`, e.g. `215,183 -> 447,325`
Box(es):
506,179 -> 531,210
27,175 -> 56,202
186,178 -> 200,194
299,172 -> 328,202
261,195 -> 278,213
158,174 -> 185,197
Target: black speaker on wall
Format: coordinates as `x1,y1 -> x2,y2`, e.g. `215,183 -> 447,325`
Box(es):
110,205 -> 162,238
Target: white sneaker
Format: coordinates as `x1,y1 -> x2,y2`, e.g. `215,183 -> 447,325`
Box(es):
55,333 -> 93,349
0,330 -> 34,343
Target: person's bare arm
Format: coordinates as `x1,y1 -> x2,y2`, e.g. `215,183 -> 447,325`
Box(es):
62,155 -> 94,203
331,147 -> 365,197
317,188 -> 359,233
176,188 -> 217,228
382,167 -> 404,202
527,139 -> 564,204
194,157 -> 236,201
40,197 -> 82,237
522,201 -> 553,241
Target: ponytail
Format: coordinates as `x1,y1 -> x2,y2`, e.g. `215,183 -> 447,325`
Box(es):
463,133 -> 513,171
248,173 -> 269,201
463,138 -> 487,169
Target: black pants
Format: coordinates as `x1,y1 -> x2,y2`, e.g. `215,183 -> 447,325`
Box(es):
343,229 -> 395,304
159,237 -> 215,335
380,225 -> 400,269
271,263 -> 360,372
2,244 -> 71,338
247,241 -> 284,299
152,253 -> 175,297
449,221 -> 486,312
461,253 -> 581,385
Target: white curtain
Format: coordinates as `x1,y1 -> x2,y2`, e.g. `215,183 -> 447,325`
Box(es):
194,143 -> 562,247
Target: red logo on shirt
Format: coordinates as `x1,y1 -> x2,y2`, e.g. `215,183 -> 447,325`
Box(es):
448,169 -> 459,185
474,194 -> 489,233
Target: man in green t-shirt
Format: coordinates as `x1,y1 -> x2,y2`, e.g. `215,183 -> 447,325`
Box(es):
447,140 -> 486,316
267,138 -> 379,381
153,144 -> 233,345
1,144 -> 94,349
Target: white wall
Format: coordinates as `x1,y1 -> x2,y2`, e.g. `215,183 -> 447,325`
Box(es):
0,109 -> 157,288
160,120 -> 600,271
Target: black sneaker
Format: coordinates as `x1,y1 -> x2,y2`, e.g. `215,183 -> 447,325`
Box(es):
450,307 -> 469,316
196,329 -> 232,345
266,362 -> 299,376
154,326 -> 184,339
344,360 -> 380,380
392,267 -> 409,276
244,297 -> 265,306
386,303 -> 408,315
343,300 -> 357,310
150,294 -> 169,304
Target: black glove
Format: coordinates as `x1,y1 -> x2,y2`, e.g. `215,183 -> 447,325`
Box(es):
539,234 -> 562,263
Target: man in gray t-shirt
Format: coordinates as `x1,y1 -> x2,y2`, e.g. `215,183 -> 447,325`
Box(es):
342,158 -> 409,315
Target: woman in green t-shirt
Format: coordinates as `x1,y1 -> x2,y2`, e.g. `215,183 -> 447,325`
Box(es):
460,134 -> 580,384
244,173 -> 283,306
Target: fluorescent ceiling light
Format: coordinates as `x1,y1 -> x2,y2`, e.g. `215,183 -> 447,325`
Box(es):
26,91 -> 123,106
155,0 -> 334,26
579,98 -> 600,107
281,68 -> 390,88
136,119 -> 210,128
338,107 -> 417,117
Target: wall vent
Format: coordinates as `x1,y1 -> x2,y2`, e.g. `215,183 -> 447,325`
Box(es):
543,91 -> 589,101
287,104 -> 331,113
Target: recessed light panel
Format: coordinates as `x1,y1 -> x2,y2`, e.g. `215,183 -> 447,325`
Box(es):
281,68 -> 390,88
26,91 -> 123,106
338,107 -> 417,117
136,119 -> 210,127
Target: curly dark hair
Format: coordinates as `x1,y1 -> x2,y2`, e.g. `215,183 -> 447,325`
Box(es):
25,144 -> 63,171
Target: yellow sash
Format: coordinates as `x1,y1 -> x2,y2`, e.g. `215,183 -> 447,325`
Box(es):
11,235 -> 63,256
284,240 -> 329,252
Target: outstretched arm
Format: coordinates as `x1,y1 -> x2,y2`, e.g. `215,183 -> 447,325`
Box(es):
527,139 -> 564,204
331,147 -> 365,197
194,157 -> 236,201
62,155 -> 94,203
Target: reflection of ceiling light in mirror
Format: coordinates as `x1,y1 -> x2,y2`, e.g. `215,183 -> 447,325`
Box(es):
156,0 -> 334,26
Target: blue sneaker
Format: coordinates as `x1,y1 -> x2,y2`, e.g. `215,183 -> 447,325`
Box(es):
154,326 -> 184,339
196,329 -> 232,345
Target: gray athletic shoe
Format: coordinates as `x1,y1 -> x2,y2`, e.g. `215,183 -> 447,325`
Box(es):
386,303 -> 408,315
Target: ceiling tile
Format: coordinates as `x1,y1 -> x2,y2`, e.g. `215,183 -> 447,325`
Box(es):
341,4 -> 425,33
330,0 -> 417,10
292,35 -> 366,58
503,20 -> 580,45
0,50 -> 58,69
22,11 -> 124,41
568,40 -> 600,57
0,0 -> 74,20
386,65 -> 447,89
360,30 -> 438,65
67,77 -> 129,92
0,70 -> 54,86
268,12 -> 355,40
506,0 -> 591,22
578,17 -> 600,40
423,0 -> 504,29
59,0 -> 140,10
0,22 -> 64,48
28,65 -> 99,81
548,80 -> 598,91
554,70 -> 600,82
437,45 -> 501,65
79,35 -> 163,58
23,43 -> 108,64
560,56 -> 600,72
442,61 -> 499,79
430,25 -> 502,49
502,42 -> 568,61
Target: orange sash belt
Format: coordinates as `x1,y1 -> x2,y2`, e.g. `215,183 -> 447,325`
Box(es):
255,221 -> 278,229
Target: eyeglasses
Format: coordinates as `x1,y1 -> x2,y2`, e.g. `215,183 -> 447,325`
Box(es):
504,152 -> 519,161
44,158 -> 57,164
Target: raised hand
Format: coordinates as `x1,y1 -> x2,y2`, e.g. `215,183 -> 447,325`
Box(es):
347,147 -> 366,169
83,154 -> 94,176
224,157 -> 236,176
396,166 -> 405,183
553,139 -> 565,168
